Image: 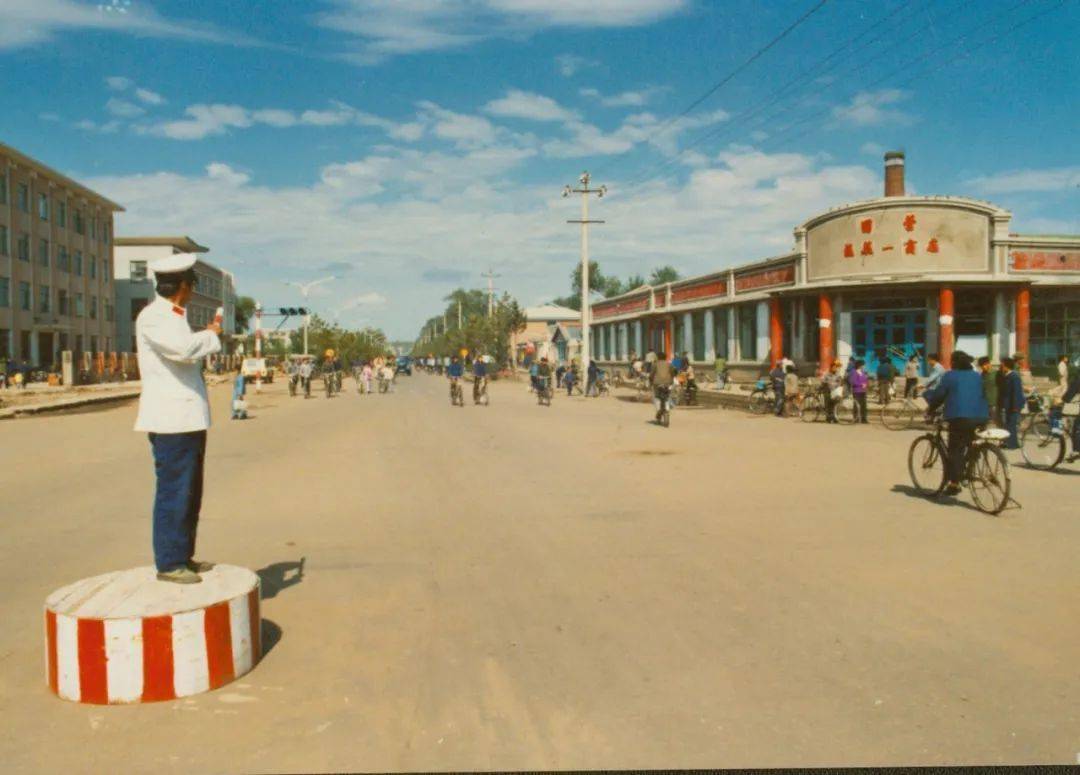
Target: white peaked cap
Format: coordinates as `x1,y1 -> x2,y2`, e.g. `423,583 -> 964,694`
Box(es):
149,252 -> 199,274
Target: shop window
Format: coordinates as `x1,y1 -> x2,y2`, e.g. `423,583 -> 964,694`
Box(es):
692,311 -> 706,361
713,308 -> 728,359
737,304 -> 756,361
955,293 -> 989,337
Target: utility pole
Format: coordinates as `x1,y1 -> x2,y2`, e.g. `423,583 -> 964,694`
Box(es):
563,171 -> 606,371
458,300 -> 463,329
481,269 -> 500,317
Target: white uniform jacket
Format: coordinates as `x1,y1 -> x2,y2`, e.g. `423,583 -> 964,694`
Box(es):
134,296 -> 222,433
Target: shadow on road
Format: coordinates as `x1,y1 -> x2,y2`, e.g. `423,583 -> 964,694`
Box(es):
258,557 -> 306,600
890,483 -> 986,514
260,618 -> 283,657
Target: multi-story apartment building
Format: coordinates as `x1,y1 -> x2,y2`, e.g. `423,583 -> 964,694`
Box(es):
113,236 -> 237,353
0,141 -> 123,367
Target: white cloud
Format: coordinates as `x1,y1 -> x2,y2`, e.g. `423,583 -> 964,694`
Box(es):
542,108 -> 729,159
251,108 -> 298,128
148,103 -> 253,140
134,87 -> 166,106
860,141 -> 885,156
483,90 -> 578,122
579,86 -> 664,107
832,89 -> 913,127
417,102 -> 501,149
0,0 -> 270,50
964,167 -> 1080,195
88,145 -> 877,338
106,97 -> 145,118
105,75 -> 132,91
555,53 -> 596,77
317,0 -> 686,64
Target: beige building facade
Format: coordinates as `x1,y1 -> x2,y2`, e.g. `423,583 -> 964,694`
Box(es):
0,141 -> 122,368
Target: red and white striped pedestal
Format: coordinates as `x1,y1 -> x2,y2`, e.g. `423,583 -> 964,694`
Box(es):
44,565 -> 261,704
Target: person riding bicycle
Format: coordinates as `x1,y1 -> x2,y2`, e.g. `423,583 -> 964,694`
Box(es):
298,358 -> 313,396
923,350 -> 989,495
447,355 -> 464,399
876,353 -> 896,406
650,350 -> 675,423
1051,370 -> 1080,462
536,357 -> 552,394
682,356 -> 698,405
472,352 -> 488,404
528,359 -> 540,393
925,353 -> 946,391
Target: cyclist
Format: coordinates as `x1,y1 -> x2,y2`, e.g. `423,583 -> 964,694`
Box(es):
903,354 -> 920,398
876,352 -> 896,406
536,356 -> 553,399
1053,371 -> 1080,462
650,350 -> 674,423
447,355 -> 464,401
472,352 -> 488,404
298,358 -> 313,397
923,350 -> 989,495
528,359 -> 540,393
323,349 -> 338,394
925,352 -> 946,391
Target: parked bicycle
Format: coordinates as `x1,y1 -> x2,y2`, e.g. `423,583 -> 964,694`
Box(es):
908,420 -> 1012,515
1020,402 -> 1078,470
748,378 -> 775,415
881,384 -> 933,430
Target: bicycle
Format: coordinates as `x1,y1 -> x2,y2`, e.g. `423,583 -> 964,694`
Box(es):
449,378 -> 464,407
536,376 -> 552,407
908,420 -> 1012,515
797,380 -> 824,423
1020,403 -> 1078,470
881,384 -> 930,430
635,375 -> 650,403
655,385 -> 672,427
595,371 -> 610,397
748,379 -> 775,415
474,376 -> 489,406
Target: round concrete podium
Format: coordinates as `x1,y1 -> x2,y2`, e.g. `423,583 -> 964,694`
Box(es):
44,565 -> 261,704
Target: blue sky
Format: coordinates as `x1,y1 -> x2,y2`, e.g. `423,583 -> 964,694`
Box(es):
2,0 -> 1077,338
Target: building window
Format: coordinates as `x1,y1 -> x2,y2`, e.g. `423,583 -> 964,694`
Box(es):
38,193 -> 49,221
737,303 -> 757,361
75,293 -> 84,317
57,246 -> 69,272
0,173 -> 7,205
17,233 -> 29,262
90,294 -> 98,319
74,210 -> 85,235
39,285 -> 51,313
17,183 -> 29,212
1030,291 -> 1080,374
692,311 -> 706,361
74,250 -> 83,276
38,238 -> 49,267
105,300 -> 114,322
0,225 -> 7,256
90,335 -> 98,354
0,329 -> 9,359
103,258 -> 110,281
58,289 -> 69,316
104,222 -> 110,244
713,307 -> 729,359
57,201 -> 66,228
18,281 -> 31,310
0,276 -> 9,308
130,260 -> 148,281
90,255 -> 97,279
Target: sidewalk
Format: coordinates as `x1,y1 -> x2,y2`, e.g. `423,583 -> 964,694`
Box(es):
0,374 -> 233,420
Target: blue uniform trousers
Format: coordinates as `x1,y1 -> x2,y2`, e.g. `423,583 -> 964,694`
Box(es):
148,430 -> 206,572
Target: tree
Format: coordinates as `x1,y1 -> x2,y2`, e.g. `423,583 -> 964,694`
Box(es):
624,274 -> 647,291
649,265 -> 681,285
234,296 -> 257,333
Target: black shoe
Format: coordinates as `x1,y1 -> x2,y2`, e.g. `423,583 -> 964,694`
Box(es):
943,483 -> 962,496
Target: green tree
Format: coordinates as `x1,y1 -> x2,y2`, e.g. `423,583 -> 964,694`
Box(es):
234,296 -> 257,333
649,265 -> 681,285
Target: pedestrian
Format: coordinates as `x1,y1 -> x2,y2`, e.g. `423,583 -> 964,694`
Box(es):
528,359 -> 539,392
876,352 -> 896,405
925,353 -> 946,391
783,364 -> 799,416
231,366 -> 247,420
849,359 -> 869,423
714,354 -> 727,390
821,359 -> 844,423
999,357 -> 1024,449
1054,354 -> 1070,398
563,363 -> 576,396
769,360 -> 786,417
134,252 -> 222,585
977,356 -> 997,425
924,351 -> 990,495
586,358 -> 599,397
904,354 -> 920,398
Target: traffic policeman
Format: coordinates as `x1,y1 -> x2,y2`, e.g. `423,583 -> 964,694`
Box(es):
135,253 -> 222,584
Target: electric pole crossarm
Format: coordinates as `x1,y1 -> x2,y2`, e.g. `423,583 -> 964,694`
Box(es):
561,171 -> 607,374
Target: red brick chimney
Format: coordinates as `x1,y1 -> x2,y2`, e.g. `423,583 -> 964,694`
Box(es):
884,151 -> 905,197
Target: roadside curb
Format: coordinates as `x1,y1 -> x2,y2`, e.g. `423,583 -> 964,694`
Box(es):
0,388 -> 142,419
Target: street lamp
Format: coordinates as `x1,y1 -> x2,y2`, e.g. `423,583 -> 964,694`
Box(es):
564,171 -> 606,372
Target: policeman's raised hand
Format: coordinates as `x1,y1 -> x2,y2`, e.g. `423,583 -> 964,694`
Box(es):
206,322 -> 223,336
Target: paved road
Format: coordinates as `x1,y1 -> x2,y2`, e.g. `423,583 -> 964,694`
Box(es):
2,372 -> 1078,771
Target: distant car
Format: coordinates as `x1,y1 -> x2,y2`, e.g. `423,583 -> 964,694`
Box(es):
241,357 -> 274,383
395,357 -> 412,376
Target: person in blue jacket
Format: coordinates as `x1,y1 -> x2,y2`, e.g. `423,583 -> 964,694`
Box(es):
447,356 -> 464,400
924,350 -> 989,494
998,356 -> 1025,449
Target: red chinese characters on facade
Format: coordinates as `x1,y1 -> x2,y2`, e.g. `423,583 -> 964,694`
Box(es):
860,218 -> 873,234
843,243 -> 855,258
926,238 -> 939,253
904,239 -> 917,255
903,213 -> 917,232
860,241 -> 874,256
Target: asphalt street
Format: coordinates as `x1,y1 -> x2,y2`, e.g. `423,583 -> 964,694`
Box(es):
2,372 -> 1078,772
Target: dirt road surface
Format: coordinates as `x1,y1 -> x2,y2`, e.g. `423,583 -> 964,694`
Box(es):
2,373 -> 1078,772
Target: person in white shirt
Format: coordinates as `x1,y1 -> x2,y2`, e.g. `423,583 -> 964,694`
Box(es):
135,253 -> 222,585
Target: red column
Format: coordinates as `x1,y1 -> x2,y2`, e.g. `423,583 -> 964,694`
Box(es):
818,293 -> 834,375
938,286 -> 954,369
1015,286 -> 1030,361
663,318 -> 673,358
769,297 -> 783,367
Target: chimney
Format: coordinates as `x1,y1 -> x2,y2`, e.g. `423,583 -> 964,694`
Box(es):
884,151 -> 905,197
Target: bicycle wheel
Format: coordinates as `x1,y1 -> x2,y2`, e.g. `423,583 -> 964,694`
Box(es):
967,444 -> 1011,515
908,435 -> 947,496
748,390 -> 769,414
834,396 -> 857,425
881,398 -> 913,430
659,407 -> 670,427
799,394 -> 822,423
1019,425 -> 1065,470
1023,412 -> 1053,441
